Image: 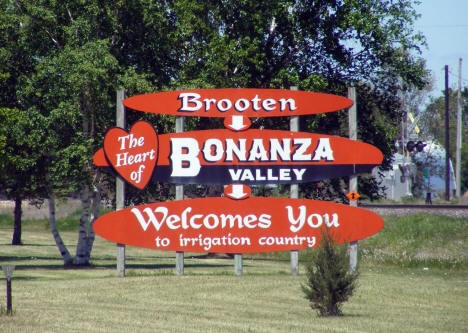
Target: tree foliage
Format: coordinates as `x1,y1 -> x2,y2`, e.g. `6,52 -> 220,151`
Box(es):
164,0 -> 427,91
0,1 -> 49,244
301,229 -> 358,316
0,0 -> 429,259
423,88 -> 468,156
420,88 -> 468,193
0,106 -> 48,244
159,0 -> 428,201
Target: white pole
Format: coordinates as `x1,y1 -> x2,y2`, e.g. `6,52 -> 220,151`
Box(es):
234,254 -> 243,276
290,86 -> 299,276
116,90 -> 126,277
348,87 -> 358,273
456,58 -> 463,199
175,116 -> 185,276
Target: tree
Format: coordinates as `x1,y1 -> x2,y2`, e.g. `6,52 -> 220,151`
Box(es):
5,0 -> 152,264
412,142 -> 447,198
421,88 -> 468,154
169,1 -> 427,90
163,0 -> 429,200
0,106 -> 48,245
301,228 -> 358,316
420,88 -> 468,192
461,143 -> 468,194
24,42 -> 119,264
0,4 -> 48,245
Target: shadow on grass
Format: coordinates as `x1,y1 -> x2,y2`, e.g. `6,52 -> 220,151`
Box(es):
89,262 -> 234,270
0,255 -> 63,261
0,243 -> 57,247
0,261 -> 236,282
338,313 -> 368,318
306,312 -> 368,319
0,276 -> 39,281
1,261 -> 234,271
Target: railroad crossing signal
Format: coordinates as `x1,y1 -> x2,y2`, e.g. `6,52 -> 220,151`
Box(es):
406,140 -> 426,153
408,112 -> 420,134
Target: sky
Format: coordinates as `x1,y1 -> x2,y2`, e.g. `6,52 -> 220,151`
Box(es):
414,0 -> 468,99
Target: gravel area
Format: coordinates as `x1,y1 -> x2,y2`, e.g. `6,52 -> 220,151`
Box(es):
2,199 -> 467,220
364,207 -> 468,218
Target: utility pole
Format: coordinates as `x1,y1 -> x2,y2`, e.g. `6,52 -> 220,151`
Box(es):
456,58 -> 463,199
445,65 -> 451,202
401,100 -> 406,156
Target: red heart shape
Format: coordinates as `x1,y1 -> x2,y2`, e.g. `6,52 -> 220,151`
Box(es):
103,121 -> 158,189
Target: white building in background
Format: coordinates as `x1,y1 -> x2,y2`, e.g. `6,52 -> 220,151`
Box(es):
411,140 -> 456,194
373,141 -> 456,201
373,153 -> 413,201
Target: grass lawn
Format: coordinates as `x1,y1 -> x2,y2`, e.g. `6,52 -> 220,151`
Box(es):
0,212 -> 467,332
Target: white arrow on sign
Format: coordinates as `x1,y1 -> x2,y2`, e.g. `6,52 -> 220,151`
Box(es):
225,184 -> 251,200
224,115 -> 251,131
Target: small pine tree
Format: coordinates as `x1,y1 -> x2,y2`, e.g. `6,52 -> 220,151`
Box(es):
301,228 -> 358,316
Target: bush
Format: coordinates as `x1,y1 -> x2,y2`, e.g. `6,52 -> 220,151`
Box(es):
301,229 -> 358,316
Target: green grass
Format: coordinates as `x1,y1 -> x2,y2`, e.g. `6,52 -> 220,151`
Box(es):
0,260 -> 466,332
0,212 -> 467,332
0,205 -> 112,232
246,214 -> 468,270
0,214 -> 11,226
359,214 -> 468,269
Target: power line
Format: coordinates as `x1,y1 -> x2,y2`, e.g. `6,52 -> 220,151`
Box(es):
443,68 -> 468,86
417,24 -> 468,28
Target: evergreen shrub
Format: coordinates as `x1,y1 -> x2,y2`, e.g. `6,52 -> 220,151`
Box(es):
301,229 -> 359,316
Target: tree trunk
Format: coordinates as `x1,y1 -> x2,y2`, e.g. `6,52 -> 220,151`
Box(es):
48,196 -> 73,266
73,183 -> 101,266
74,187 -> 91,266
86,183 -> 101,255
12,197 -> 22,245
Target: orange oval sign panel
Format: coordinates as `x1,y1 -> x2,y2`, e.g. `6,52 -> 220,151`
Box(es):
93,197 -> 383,253
94,128 -> 383,186
123,89 -> 353,118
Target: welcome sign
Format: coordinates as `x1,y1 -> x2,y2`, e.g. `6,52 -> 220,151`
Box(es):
94,123 -> 383,188
93,88 -> 384,254
93,193 -> 383,253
